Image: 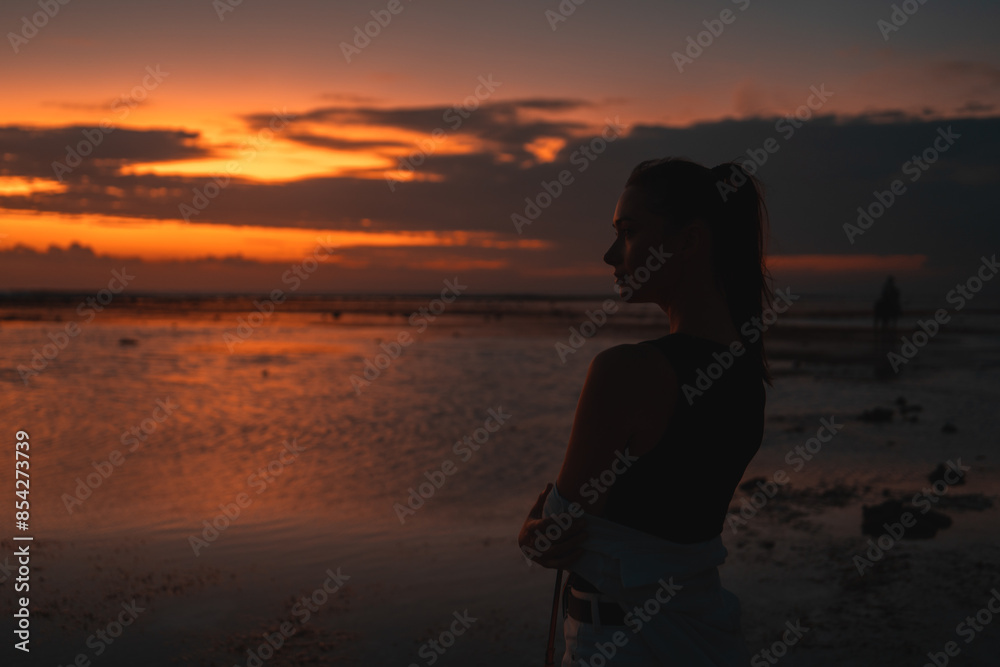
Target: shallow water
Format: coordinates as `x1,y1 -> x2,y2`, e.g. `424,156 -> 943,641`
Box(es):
2,298 -> 999,665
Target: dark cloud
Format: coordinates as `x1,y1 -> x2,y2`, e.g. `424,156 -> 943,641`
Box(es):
957,101 -> 996,113
316,92 -> 382,104
0,240 -> 559,294
0,125 -> 207,181
284,133 -> 410,151
244,97 -> 592,164
2,107 -> 998,294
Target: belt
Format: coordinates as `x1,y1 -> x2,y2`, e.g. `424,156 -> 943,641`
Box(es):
565,586 -> 628,626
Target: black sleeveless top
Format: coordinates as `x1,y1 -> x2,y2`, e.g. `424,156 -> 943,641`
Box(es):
568,332 -> 765,594
603,332 -> 766,543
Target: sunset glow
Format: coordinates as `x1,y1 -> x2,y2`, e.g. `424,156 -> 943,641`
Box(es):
0,211 -> 550,262
1,0 -> 996,293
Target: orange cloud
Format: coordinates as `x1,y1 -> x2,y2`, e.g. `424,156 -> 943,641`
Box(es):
0,211 -> 550,263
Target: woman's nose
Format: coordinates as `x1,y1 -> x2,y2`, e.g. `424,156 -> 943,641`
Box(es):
603,242 -> 619,266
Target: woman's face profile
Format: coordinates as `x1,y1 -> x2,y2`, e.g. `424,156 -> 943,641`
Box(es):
604,185 -> 679,305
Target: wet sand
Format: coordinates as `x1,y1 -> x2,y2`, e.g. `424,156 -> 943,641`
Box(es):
1,298 -> 998,665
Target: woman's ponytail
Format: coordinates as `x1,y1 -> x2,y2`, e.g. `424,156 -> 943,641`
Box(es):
624,158 -> 775,386
710,161 -> 774,386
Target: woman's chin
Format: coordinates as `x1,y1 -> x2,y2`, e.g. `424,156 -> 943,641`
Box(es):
614,283 -> 642,302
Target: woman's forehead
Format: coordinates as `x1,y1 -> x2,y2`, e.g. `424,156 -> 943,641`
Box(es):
616,186 -> 661,219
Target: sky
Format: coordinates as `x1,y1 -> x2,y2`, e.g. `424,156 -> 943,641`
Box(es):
1,0 -> 998,296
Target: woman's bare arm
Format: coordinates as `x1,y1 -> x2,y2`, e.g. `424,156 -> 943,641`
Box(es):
517,341 -> 675,568
556,342 -> 676,516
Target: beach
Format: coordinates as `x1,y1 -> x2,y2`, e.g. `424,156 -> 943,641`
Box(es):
1,294 -> 999,666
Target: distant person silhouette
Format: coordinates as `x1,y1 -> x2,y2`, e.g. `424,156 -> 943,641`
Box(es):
874,276 -> 901,333
518,157 -> 774,665
872,276 -> 902,378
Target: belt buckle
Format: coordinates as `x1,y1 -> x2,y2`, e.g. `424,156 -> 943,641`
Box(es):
569,586 -> 613,631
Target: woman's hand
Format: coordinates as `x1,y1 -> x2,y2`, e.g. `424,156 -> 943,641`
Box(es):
517,482 -> 587,569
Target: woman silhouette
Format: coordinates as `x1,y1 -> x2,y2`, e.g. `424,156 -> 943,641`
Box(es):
518,157 -> 774,665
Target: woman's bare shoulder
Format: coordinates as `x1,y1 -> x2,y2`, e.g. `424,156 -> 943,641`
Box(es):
587,341 -> 678,398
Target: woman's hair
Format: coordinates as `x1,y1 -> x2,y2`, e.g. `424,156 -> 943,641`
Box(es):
624,157 -> 775,386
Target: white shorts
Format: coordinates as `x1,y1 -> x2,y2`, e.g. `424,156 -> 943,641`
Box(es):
561,587 -> 659,666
